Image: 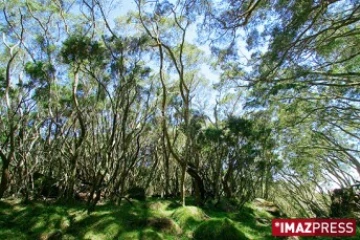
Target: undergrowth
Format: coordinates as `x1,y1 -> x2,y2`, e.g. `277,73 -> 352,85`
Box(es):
0,197 -> 358,240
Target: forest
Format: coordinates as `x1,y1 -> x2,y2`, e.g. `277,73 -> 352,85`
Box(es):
0,0 -> 359,239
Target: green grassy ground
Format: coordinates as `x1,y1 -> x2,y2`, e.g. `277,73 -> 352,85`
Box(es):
0,198 -> 358,240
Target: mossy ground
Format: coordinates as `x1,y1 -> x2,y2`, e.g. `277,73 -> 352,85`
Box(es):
0,198 -> 359,240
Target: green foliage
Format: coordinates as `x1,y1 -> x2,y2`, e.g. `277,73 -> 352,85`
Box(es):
24,61 -> 56,105
0,68 -> 5,84
225,116 -> 253,138
25,61 -> 55,82
200,127 -> 223,143
330,186 -> 360,219
193,218 -> 248,240
0,68 -> 5,97
60,35 -> 107,67
268,82 -> 307,95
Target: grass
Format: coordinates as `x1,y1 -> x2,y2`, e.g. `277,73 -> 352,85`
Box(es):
193,218 -> 248,240
0,197 -> 359,240
172,206 -> 207,228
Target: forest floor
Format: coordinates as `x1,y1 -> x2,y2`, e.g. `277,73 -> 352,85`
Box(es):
0,197 -> 359,240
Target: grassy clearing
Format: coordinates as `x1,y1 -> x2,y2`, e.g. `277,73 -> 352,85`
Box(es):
0,198 -> 359,240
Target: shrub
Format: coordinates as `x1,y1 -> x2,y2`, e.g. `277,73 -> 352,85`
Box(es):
127,187 -> 146,201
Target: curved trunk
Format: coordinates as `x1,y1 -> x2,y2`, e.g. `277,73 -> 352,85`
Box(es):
187,164 -> 205,205
66,70 -> 86,199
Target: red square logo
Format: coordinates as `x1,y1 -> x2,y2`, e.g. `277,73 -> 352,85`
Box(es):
272,218 -> 356,237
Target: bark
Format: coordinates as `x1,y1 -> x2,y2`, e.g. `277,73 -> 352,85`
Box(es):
0,157 -> 10,198
263,159 -> 272,200
67,70 -> 86,199
0,121 -> 16,199
0,47 -> 19,199
186,164 -> 206,205
223,158 -> 235,198
87,170 -> 106,214
136,1 -> 190,206
145,150 -> 159,191
164,147 -> 170,196
174,167 -> 179,196
180,163 -> 187,207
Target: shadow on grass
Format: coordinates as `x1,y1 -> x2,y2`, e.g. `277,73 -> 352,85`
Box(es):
165,200 -> 182,210
202,203 -> 277,240
0,197 -> 303,240
0,199 -> 78,239
193,218 -> 248,240
0,198 -> 178,240
65,200 -> 157,239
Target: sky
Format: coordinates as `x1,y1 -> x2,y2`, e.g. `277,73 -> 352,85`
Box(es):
101,0 -> 229,118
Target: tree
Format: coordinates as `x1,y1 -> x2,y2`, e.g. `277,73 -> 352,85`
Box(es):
134,0 -> 210,206
0,0 -> 357,219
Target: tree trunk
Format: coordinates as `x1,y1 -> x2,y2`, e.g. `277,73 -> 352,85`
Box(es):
187,164 -> 205,206
223,159 -> 234,198
180,163 -> 187,206
66,70 -> 86,199
0,161 -> 10,199
145,151 -> 159,191
263,159 -> 272,200
174,167 -> 179,196
87,170 -> 105,214
223,178 -> 232,198
66,157 -> 77,199
164,150 -> 170,196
